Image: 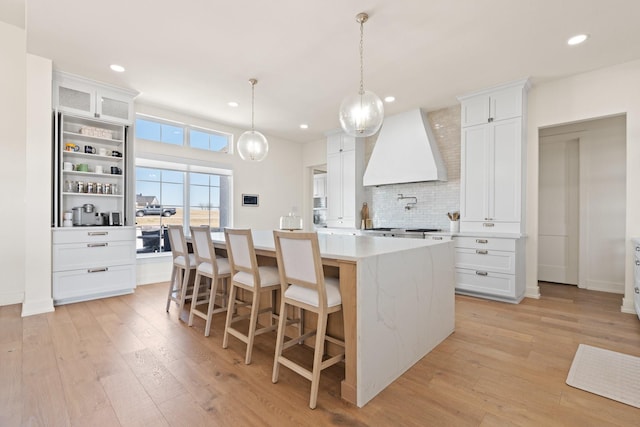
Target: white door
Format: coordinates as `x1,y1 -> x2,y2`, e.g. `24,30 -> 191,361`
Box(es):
538,138 -> 579,284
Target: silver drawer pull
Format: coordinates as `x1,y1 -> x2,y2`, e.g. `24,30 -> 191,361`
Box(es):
88,231 -> 108,236
87,243 -> 108,248
88,267 -> 108,273
476,250 -> 488,255
476,239 -> 488,244
483,223 -> 495,227
475,271 -> 488,276
433,236 -> 443,240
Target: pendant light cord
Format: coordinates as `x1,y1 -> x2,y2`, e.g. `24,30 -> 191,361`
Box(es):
250,80 -> 256,132
359,19 -> 365,96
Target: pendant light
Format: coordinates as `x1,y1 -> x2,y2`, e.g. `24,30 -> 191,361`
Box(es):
237,78 -> 269,161
339,12 -> 384,137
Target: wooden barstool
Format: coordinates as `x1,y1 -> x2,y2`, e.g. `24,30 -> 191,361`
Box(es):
222,228 -> 281,364
188,225 -> 231,336
165,225 -> 196,313
272,230 -> 345,409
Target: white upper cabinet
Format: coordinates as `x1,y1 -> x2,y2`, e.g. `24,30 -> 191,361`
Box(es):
458,79 -> 529,234
326,132 -> 364,228
459,82 -> 525,128
54,71 -> 138,125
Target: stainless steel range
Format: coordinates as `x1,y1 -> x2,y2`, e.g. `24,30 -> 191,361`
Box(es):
362,227 -> 443,239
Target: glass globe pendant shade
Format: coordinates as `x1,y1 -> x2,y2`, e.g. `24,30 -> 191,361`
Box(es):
339,90 -> 384,137
237,130 -> 269,162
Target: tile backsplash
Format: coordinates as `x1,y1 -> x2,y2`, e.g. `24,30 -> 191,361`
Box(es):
364,105 -> 461,230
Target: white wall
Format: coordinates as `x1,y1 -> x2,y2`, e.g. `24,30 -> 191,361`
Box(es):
135,103 -> 305,284
0,21 -> 27,306
23,54 -> 54,315
527,59 -> 640,313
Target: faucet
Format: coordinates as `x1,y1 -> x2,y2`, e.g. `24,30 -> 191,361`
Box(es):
397,194 -> 418,210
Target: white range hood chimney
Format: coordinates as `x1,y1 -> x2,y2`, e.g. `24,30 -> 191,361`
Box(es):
363,109 -> 447,186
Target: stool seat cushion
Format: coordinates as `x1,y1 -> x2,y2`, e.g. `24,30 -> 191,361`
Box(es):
174,253 -> 196,268
284,276 -> 341,308
197,257 -> 230,276
233,265 -> 280,287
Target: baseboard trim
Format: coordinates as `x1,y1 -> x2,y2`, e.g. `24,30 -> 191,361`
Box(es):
21,298 -> 54,317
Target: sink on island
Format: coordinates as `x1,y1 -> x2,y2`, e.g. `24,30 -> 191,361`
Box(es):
209,230 -> 455,407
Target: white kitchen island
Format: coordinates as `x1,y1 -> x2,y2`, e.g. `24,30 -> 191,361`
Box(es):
210,230 -> 455,407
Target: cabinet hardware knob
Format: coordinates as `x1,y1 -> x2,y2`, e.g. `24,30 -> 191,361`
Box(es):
636,246 -> 640,251
87,243 -> 108,248
476,239 -> 488,244
636,287 -> 639,294
476,271 -> 488,276
88,231 -> 108,236
88,267 -> 108,273
488,117 -> 494,122
476,250 -> 488,255
636,260 -> 640,266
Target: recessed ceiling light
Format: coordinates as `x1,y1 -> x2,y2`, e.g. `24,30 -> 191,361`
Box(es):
299,124 -> 309,129
228,101 -> 239,107
567,34 -> 589,46
110,64 -> 125,72
384,96 -> 396,103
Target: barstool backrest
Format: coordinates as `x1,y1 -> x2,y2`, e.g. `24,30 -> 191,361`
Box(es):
224,228 -> 259,278
273,231 -> 327,308
167,225 -> 189,262
190,225 -> 219,274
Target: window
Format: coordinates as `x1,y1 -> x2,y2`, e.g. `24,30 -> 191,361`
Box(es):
136,115 -> 231,153
136,117 -> 184,145
190,128 -> 230,153
135,165 -> 232,255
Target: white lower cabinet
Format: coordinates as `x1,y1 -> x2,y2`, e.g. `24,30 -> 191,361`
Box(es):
633,238 -> 640,319
454,235 -> 525,303
52,227 -> 136,305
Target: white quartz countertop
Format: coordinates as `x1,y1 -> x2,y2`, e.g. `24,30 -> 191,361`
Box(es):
211,230 -> 450,262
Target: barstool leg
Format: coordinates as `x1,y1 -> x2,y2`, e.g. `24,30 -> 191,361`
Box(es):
222,284 -> 238,349
178,267 -> 191,311
204,277 -> 218,337
309,312 -> 329,409
272,298 -> 289,383
245,289 -> 261,364
188,272 -> 202,326
166,265 -> 178,312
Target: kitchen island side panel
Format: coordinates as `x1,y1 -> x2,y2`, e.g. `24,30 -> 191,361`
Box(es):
356,240 -> 455,406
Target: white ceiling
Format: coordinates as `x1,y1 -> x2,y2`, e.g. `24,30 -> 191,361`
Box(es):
20,0 -> 640,143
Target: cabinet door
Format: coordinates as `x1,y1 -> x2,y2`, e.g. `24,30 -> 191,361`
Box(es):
327,134 -> 343,155
326,151 -> 343,224
461,95 -> 490,127
97,89 -> 132,124
490,86 -> 522,122
490,118 -> 521,222
460,126 -> 489,221
55,80 -> 97,118
341,149 -> 357,226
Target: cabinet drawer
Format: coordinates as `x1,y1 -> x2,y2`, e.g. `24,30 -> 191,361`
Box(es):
53,226 -> 134,244
53,240 -> 134,271
455,268 -> 515,298
53,264 -> 135,305
455,236 -> 515,251
455,248 -> 515,274
460,221 -> 521,234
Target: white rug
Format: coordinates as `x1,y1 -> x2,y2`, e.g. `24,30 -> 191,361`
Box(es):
566,344 -> 640,408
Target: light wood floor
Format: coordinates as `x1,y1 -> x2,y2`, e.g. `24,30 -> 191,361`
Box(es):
2,282 -> 639,426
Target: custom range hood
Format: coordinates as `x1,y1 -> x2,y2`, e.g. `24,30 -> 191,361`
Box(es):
363,109 -> 447,186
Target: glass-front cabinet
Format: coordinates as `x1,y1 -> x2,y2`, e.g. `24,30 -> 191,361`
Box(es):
54,71 -> 136,125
